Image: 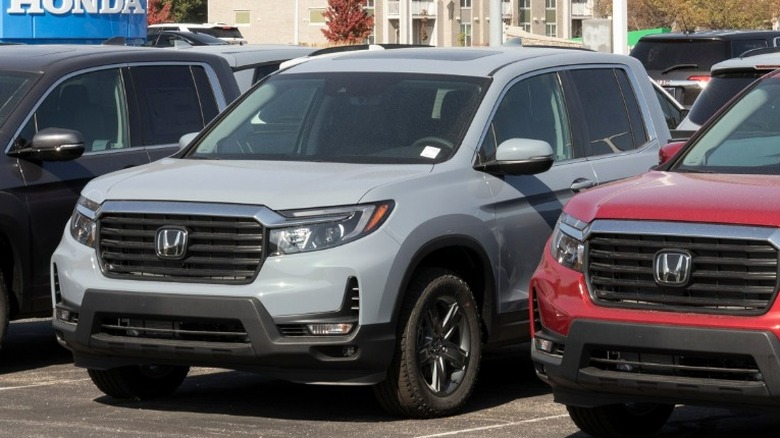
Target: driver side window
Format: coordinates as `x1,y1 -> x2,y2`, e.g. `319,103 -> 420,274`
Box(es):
18,68 -> 128,153
480,72 -> 572,162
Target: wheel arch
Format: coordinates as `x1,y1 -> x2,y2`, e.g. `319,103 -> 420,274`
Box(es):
390,235 -> 497,343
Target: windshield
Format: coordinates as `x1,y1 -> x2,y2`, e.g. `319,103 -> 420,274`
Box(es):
186,72 -> 485,164
676,72 -> 780,175
686,71 -> 766,125
0,71 -> 39,127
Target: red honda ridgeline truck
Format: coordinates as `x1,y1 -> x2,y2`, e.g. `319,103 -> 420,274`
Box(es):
530,69 -> 780,437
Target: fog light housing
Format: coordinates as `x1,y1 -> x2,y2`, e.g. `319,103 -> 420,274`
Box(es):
535,337 -> 554,353
55,307 -> 79,324
307,323 -> 354,335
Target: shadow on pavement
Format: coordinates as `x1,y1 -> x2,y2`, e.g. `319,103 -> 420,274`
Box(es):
0,318 -> 72,373
94,342 -> 550,422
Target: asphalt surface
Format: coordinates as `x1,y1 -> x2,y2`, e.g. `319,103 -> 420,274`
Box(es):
2,319 -> 779,438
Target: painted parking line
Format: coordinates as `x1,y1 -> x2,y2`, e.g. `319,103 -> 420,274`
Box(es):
415,414 -> 570,438
0,378 -> 91,391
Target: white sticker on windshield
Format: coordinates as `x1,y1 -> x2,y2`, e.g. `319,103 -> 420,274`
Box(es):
420,146 -> 441,159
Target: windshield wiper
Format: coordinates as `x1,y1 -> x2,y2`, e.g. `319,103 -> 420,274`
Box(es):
662,64 -> 699,75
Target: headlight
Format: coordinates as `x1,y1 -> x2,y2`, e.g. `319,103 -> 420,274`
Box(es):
268,201 -> 394,255
550,213 -> 587,272
69,196 -> 100,247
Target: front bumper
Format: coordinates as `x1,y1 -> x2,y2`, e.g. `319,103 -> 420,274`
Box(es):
54,289 -> 395,384
532,320 -> 780,409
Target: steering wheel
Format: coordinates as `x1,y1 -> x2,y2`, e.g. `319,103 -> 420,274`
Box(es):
411,136 -> 455,152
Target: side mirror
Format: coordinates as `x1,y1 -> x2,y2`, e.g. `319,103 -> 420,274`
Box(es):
178,132 -> 198,150
659,141 -> 686,165
475,138 -> 554,175
8,127 -> 85,162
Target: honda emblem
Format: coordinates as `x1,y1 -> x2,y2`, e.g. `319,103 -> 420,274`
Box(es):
155,226 -> 189,260
653,250 -> 692,286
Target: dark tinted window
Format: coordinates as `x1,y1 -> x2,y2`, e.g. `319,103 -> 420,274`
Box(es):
654,86 -> 684,129
481,72 -> 574,161
631,40 -> 728,71
568,68 -> 648,156
731,39 -> 769,57
131,65 -> 219,145
195,27 -> 244,39
0,71 -> 38,127
687,71 -> 766,125
18,68 -> 129,152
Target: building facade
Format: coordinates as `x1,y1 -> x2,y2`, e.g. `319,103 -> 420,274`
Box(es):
208,0 -> 594,47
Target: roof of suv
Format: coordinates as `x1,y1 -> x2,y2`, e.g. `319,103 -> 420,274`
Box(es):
638,30 -> 780,42
283,46 -> 629,77
0,44 -> 232,72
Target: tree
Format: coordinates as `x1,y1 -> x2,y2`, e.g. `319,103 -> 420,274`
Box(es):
147,0 -> 173,25
321,0 -> 375,45
168,0 -> 207,23
594,0 -> 780,31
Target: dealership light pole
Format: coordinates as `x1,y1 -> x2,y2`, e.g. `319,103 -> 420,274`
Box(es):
612,0 -> 627,54
489,0 -> 502,46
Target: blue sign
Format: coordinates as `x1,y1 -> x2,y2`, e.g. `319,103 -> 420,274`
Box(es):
1,0 -> 147,44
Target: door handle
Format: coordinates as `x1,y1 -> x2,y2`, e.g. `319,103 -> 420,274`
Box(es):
570,178 -> 596,193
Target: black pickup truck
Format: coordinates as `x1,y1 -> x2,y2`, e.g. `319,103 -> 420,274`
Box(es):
0,44 -> 241,348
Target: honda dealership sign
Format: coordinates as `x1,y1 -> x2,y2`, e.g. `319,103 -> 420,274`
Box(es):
2,0 -> 147,44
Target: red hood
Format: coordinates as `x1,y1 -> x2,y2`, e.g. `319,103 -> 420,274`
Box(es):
566,171 -> 780,227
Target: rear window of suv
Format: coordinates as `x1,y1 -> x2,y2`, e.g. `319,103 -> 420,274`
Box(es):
631,40 -> 729,71
686,70 -> 768,126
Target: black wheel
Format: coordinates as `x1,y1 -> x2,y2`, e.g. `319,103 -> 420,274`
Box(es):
567,403 -> 674,438
0,271 -> 9,350
88,365 -> 190,400
374,268 -> 481,418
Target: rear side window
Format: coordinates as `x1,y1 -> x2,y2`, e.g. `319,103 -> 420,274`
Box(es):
130,65 -> 219,145
568,68 -> 649,156
631,40 -> 728,71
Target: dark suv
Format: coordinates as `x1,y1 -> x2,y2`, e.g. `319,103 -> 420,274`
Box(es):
0,45 -> 240,349
631,30 -> 780,107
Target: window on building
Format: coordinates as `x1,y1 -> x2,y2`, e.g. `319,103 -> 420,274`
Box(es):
310,8 -> 326,24
459,23 -> 472,47
235,10 -> 250,26
545,0 -> 556,35
519,0 -> 530,32
461,0 -> 472,8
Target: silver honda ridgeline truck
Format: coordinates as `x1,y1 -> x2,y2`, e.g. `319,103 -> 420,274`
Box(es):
51,47 -> 670,418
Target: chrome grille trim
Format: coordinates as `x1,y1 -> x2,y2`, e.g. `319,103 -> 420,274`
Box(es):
585,220 -> 780,315
97,201 -> 280,284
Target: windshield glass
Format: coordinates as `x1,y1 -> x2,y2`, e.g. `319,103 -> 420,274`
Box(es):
186,72 -> 485,164
686,71 -> 766,125
677,72 -> 780,175
0,71 -> 39,128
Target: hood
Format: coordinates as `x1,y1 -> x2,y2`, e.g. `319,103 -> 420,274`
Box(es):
82,158 -> 432,210
565,171 -> 780,227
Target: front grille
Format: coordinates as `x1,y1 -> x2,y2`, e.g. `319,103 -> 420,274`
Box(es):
98,212 -> 264,284
587,232 -> 779,314
588,347 -> 762,382
100,316 -> 250,344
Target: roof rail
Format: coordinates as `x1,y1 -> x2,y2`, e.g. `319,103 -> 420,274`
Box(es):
739,46 -> 780,58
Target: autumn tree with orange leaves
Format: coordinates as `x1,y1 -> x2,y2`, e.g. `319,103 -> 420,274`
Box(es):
321,0 -> 374,45
147,0 -> 173,25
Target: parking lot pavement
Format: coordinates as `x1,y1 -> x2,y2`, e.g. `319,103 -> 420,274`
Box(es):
2,319 -> 780,438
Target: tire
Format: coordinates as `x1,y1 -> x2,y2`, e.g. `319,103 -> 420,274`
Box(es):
0,271 -> 9,350
567,403 -> 674,438
88,365 -> 190,400
374,268 -> 481,418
